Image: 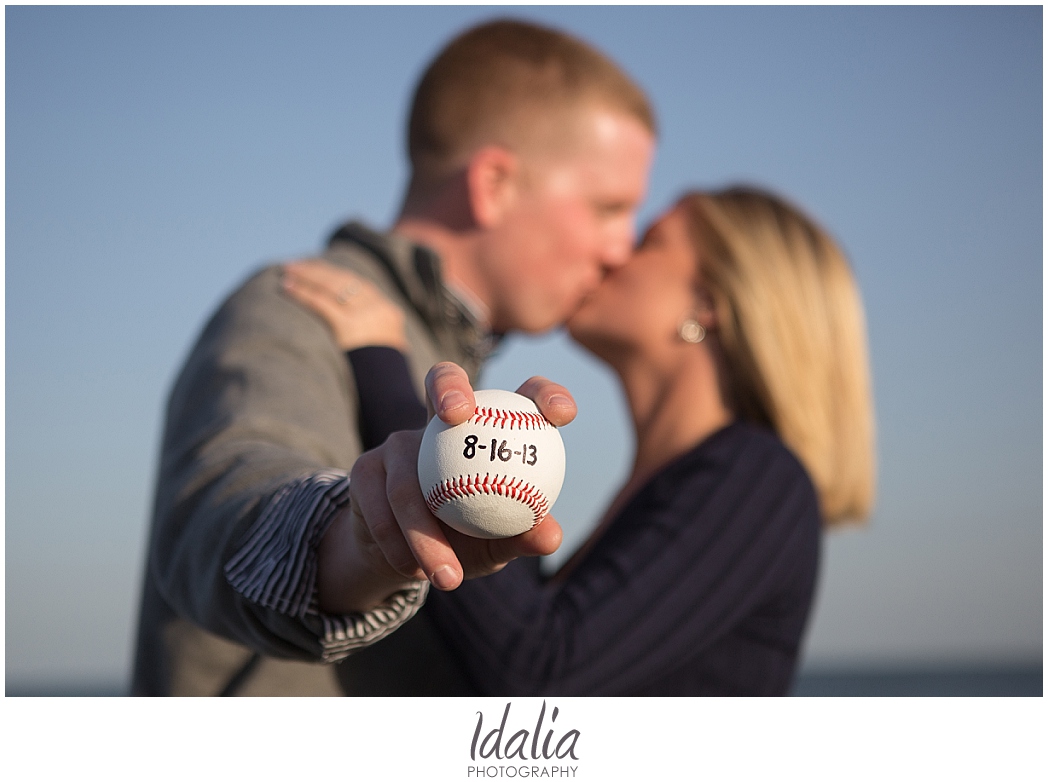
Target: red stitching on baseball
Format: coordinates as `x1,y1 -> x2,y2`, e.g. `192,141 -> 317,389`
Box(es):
425,473 -> 551,524
469,406 -> 551,431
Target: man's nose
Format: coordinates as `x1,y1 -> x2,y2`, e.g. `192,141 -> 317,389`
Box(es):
601,220 -> 635,268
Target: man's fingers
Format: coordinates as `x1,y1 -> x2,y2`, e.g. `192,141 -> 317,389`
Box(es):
425,362 -> 477,425
382,429 -> 466,590
485,515 -> 563,563
349,449 -> 425,581
345,366 -> 573,593
367,426 -> 562,590
360,500 -> 425,581
422,366 -> 575,427
515,376 -> 577,427
445,515 -> 564,581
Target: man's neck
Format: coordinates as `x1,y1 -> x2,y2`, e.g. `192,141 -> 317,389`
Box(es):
392,215 -> 492,329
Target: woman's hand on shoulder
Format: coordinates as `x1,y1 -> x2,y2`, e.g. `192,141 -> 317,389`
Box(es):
281,259 -> 408,351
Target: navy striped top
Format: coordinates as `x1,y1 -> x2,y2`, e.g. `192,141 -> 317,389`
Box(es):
350,347 -> 822,696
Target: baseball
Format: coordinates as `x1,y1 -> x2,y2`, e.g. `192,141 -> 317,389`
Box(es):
417,389 -> 566,539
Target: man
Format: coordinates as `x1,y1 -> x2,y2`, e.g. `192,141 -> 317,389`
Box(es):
133,18 -> 656,696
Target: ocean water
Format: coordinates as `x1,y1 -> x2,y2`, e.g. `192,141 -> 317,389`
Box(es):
6,666 -> 1043,697
790,666 -> 1043,696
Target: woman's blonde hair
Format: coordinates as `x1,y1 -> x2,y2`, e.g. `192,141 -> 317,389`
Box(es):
681,187 -> 876,525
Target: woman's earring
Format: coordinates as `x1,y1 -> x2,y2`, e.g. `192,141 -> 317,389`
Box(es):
678,317 -> 706,344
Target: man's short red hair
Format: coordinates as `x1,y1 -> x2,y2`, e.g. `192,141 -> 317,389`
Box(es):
406,19 -> 657,192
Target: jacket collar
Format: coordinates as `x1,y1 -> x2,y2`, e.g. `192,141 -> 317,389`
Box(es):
327,221 -> 499,369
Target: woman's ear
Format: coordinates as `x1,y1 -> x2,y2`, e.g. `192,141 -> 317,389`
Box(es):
465,145 -> 519,228
694,287 -> 719,331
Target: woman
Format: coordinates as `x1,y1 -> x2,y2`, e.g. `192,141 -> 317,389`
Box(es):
282,185 -> 875,695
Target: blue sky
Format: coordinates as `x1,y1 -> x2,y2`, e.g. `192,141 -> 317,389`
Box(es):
5,5 -> 1042,688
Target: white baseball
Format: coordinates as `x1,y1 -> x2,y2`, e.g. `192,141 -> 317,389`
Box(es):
417,389 -> 566,539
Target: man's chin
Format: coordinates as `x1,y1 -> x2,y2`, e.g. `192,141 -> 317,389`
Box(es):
563,288 -> 600,323
564,308 -> 594,342
511,315 -> 559,336
564,325 -> 603,360
565,292 -> 600,327
511,291 -> 597,334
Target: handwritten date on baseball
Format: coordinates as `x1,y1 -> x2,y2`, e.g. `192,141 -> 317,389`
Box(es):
463,434 -> 539,466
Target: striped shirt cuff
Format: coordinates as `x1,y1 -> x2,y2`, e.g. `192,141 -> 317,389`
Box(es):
224,470 -> 428,662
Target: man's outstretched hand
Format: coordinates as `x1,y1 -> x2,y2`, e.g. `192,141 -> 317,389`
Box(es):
317,362 -> 576,614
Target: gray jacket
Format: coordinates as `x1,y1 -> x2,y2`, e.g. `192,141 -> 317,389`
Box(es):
132,222 -> 490,695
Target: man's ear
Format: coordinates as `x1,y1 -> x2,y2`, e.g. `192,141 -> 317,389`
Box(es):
465,145 -> 520,228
